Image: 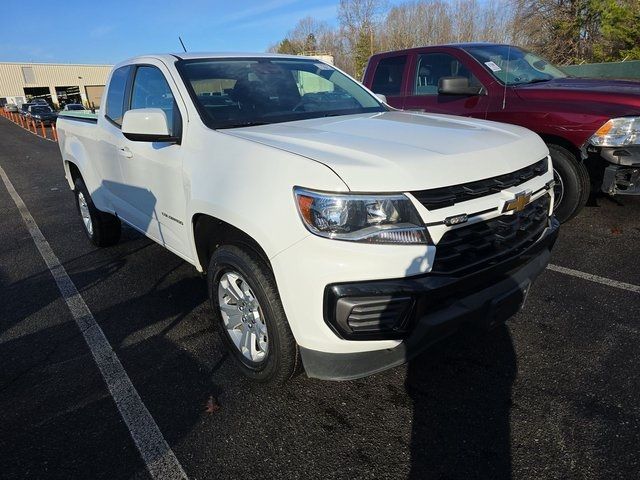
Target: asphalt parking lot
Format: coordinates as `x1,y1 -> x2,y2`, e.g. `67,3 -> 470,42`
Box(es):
0,117 -> 639,480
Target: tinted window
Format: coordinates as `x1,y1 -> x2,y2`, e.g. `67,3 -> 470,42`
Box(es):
130,66 -> 180,136
414,53 -> 481,95
371,56 -> 407,96
105,66 -> 130,126
178,58 -> 384,129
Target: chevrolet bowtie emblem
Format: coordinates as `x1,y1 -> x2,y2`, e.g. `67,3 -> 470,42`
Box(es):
502,191 -> 532,213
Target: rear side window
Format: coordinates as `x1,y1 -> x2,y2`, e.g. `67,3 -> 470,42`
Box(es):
105,66 -> 130,126
130,66 -> 181,137
371,56 -> 407,96
414,53 -> 481,95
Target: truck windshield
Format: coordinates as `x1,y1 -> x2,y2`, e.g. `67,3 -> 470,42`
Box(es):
463,45 -> 568,86
176,58 -> 386,129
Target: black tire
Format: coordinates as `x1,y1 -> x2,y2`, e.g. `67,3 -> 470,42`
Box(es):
207,245 -> 299,384
548,144 -> 590,223
73,177 -> 121,247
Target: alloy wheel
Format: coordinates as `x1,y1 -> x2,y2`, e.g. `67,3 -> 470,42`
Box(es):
77,192 -> 93,236
552,168 -> 564,211
218,271 -> 269,363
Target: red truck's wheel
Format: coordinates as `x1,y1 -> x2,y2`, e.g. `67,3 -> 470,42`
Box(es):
548,144 -> 590,223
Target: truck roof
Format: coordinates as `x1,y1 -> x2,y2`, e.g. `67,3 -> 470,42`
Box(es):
116,52 -> 318,67
369,42 -> 511,58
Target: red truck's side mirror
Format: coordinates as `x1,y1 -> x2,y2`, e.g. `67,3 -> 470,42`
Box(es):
438,77 -> 484,96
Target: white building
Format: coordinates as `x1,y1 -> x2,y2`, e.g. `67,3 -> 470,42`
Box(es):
0,62 -> 112,108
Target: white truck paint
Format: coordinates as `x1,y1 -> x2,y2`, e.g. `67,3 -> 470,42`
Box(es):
56,53 -> 558,382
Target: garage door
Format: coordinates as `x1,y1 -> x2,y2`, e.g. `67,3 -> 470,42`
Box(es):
85,85 -> 105,109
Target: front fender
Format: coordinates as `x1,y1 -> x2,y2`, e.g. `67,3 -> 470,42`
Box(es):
185,130 -> 349,270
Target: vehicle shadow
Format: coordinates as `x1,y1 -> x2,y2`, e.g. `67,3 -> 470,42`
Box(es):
0,252 -> 218,480
407,326 -> 516,479
402,255 -> 517,480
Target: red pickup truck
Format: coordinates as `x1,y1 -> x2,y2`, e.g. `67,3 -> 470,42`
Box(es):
363,43 -> 640,222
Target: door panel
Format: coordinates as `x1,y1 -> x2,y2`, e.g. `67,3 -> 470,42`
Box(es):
97,65 -> 131,211
403,52 -> 489,118
116,62 -> 191,258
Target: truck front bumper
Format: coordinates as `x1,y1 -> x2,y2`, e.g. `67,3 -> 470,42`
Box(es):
584,145 -> 640,195
299,217 -> 559,381
601,164 -> 640,195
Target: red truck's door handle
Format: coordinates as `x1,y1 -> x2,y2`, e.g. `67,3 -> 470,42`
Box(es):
118,147 -> 133,158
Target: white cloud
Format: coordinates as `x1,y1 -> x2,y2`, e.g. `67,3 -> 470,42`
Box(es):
89,25 -> 115,39
214,0 -> 304,25
230,4 -> 337,31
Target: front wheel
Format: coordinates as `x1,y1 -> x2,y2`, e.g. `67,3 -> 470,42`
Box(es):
547,144 -> 590,223
207,245 -> 299,384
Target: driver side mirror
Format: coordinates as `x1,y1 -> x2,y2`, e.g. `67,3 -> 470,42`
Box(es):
438,77 -> 483,96
121,108 -> 178,142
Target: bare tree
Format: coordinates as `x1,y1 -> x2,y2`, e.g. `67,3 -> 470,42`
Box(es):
377,0 -> 516,51
378,1 -> 452,50
269,0 -> 639,77
338,0 -> 388,77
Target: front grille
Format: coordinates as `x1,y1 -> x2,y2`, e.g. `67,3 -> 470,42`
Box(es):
432,194 -> 551,275
411,159 -> 548,210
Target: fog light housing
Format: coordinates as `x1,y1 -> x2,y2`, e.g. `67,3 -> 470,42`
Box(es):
327,295 -> 415,340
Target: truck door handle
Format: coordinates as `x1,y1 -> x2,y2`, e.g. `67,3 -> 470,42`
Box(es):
118,147 -> 133,158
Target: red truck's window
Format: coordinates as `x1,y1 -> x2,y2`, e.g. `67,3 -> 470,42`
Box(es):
371,56 -> 407,96
414,53 -> 481,95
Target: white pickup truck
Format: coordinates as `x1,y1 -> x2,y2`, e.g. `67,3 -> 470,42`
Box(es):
56,53 -> 559,383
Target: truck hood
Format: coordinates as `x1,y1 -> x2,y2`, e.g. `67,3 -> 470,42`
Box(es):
514,77 -> 640,116
222,111 -> 548,192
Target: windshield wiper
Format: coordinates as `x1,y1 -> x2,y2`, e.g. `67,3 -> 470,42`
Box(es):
217,121 -> 270,129
526,78 -> 552,84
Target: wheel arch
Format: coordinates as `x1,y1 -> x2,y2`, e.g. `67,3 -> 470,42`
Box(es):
538,134 -> 582,163
64,160 -> 82,189
192,213 -> 272,274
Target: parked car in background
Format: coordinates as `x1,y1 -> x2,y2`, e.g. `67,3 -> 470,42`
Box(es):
28,105 -> 57,124
63,103 -> 86,111
56,53 -> 558,384
29,98 -> 49,106
363,43 -> 640,222
3,104 -> 18,113
19,103 -> 34,117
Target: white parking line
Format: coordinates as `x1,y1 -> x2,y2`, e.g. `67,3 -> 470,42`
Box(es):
0,165 -> 188,480
547,263 -> 640,294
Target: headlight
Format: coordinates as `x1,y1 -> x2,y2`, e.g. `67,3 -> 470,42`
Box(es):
590,117 -> 640,147
294,187 -> 430,244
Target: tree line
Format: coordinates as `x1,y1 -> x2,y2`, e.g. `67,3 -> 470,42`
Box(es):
269,0 -> 640,78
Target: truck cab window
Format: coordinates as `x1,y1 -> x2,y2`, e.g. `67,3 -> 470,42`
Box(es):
414,53 -> 481,95
105,66 -> 131,126
371,56 -> 407,96
130,66 -> 181,136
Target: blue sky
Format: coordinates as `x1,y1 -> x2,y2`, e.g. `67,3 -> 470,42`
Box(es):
0,0 -> 402,64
